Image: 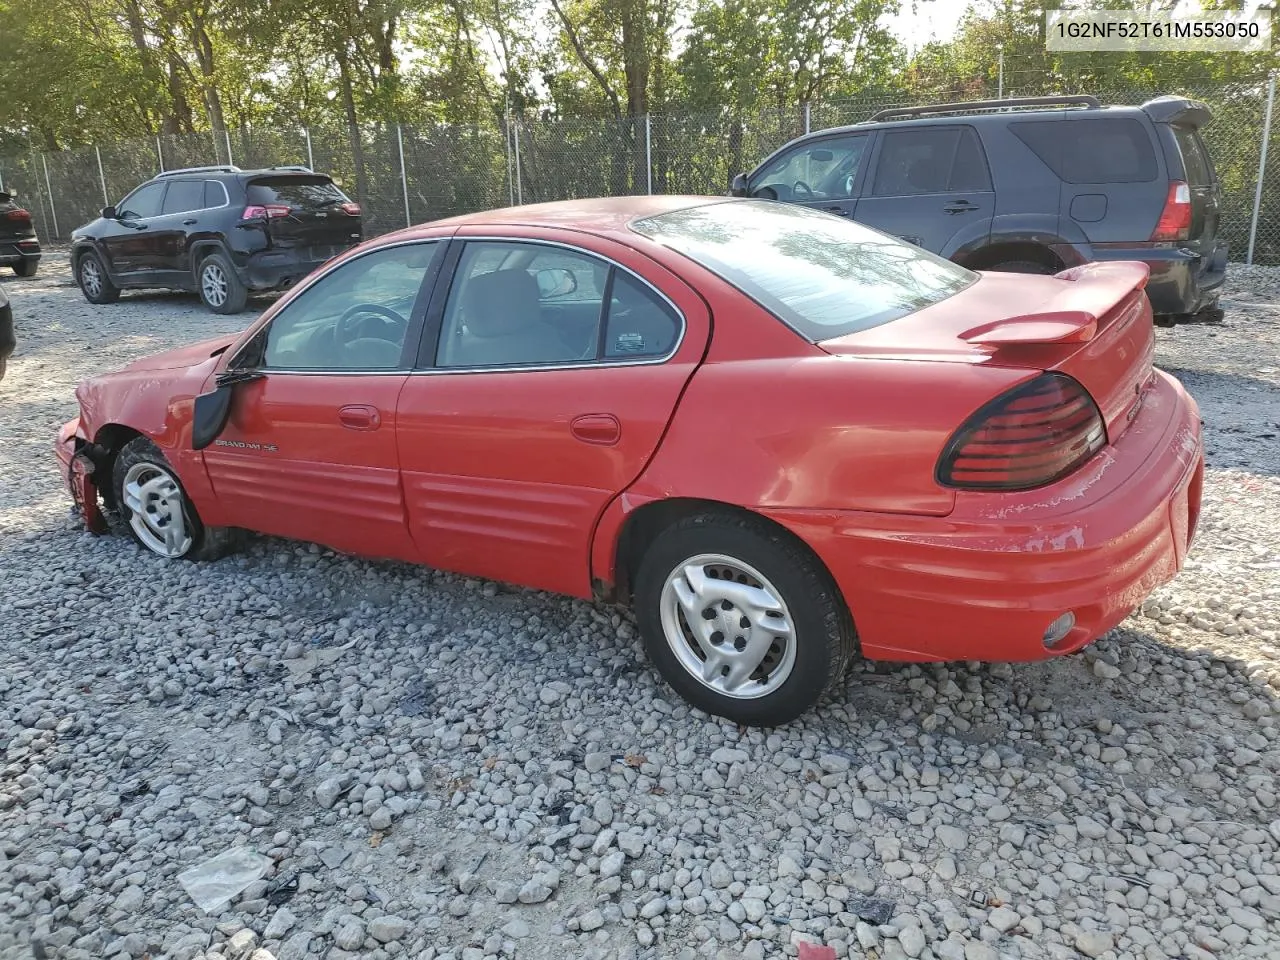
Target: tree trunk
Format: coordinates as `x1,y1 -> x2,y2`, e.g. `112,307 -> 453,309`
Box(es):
336,45 -> 368,210
189,9 -> 226,135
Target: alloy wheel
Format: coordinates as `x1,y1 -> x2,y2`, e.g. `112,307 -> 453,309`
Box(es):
121,462 -> 193,558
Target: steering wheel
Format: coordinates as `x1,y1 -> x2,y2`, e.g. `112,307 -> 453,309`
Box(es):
335,303 -> 406,347
793,180 -> 815,199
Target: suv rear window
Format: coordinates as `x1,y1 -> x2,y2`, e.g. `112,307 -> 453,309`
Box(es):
1173,125 -> 1213,186
631,200 -> 976,341
246,176 -> 349,209
1011,118 -> 1157,183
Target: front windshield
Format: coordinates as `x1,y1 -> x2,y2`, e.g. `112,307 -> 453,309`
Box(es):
630,200 -> 976,340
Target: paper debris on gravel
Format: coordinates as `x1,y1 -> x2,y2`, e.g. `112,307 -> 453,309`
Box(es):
177,847 -> 271,913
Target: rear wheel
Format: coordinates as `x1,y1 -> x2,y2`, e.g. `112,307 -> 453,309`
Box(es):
77,251 -> 120,304
12,259 -> 37,278
110,437 -> 237,561
633,511 -> 855,726
197,252 -> 248,314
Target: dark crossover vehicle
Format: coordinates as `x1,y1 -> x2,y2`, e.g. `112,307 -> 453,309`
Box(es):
733,95 -> 1227,326
0,282 -> 13,380
69,165 -> 363,314
0,191 -> 41,277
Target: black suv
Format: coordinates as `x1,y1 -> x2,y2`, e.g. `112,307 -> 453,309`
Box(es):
732,95 -> 1227,325
69,165 -> 363,314
0,190 -> 41,277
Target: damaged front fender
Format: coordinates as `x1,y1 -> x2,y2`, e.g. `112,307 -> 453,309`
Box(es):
55,420 -> 109,534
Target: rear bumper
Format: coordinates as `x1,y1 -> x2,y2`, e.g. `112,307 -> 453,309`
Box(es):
766,370 -> 1203,663
0,238 -> 41,266
239,245 -> 357,291
1052,241 -> 1227,319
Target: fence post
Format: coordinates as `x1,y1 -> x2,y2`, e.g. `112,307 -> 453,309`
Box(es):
804,101 -> 811,134
513,117 -> 523,205
225,130 -> 234,168
41,153 -> 59,240
397,124 -> 411,227
645,115 -> 653,195
156,136 -> 164,171
504,113 -> 515,207
96,146 -> 109,206
1248,73 -> 1276,266
304,127 -> 314,170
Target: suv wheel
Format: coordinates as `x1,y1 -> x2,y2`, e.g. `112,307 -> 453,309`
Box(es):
197,252 -> 248,314
77,251 -> 120,304
13,260 -> 37,278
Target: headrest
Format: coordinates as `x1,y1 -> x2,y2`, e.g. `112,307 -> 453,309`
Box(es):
460,268 -> 540,338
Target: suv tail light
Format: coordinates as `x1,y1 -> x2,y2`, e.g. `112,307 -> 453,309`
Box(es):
5,209 -> 30,221
1151,180 -> 1191,241
241,204 -> 291,220
339,202 -> 361,216
938,373 -> 1106,490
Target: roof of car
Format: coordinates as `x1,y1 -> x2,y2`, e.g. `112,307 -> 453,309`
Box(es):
424,194 -> 732,233
805,103 -> 1144,140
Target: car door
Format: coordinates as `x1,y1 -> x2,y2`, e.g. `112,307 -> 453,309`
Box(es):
747,133 -> 873,218
100,181 -> 167,281
854,125 -> 994,255
395,229 -> 711,598
152,178 -> 207,283
202,239 -> 444,561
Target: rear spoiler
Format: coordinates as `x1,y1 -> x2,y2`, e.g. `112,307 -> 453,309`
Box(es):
961,262 -> 1150,345
1141,95 -> 1212,128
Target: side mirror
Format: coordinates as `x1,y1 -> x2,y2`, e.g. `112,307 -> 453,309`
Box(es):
192,368 -> 264,450
101,206 -> 117,219
730,173 -> 749,197
534,267 -> 577,299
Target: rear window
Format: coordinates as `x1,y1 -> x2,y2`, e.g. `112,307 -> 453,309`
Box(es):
1011,118 -> 1157,183
1173,125 -> 1213,186
630,200 -> 976,341
246,176 -> 349,209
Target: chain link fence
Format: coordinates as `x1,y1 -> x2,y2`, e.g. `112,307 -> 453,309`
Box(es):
3,76 -> 1280,263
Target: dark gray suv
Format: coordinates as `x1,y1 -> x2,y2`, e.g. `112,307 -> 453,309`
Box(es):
732,95 -> 1227,326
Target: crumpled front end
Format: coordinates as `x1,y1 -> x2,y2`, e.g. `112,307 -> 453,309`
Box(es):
55,416 -> 108,534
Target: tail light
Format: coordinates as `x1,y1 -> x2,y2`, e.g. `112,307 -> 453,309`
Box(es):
5,209 -> 30,221
1150,181 -> 1191,241
241,204 -> 291,220
937,373 -> 1106,490
340,202 -> 361,216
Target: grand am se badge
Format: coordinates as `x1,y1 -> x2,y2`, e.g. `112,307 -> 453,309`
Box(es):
212,439 -> 278,452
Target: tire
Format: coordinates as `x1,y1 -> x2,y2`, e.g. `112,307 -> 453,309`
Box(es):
12,259 -> 37,278
633,511 -> 856,727
197,251 -> 248,314
76,251 -> 120,304
985,259 -> 1056,275
109,436 -> 237,561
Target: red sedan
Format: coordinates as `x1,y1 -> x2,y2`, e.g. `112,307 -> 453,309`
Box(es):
56,197 -> 1203,726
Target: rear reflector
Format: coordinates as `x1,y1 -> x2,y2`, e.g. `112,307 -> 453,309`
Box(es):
242,204 -> 291,220
938,373 -> 1106,491
1151,180 -> 1191,241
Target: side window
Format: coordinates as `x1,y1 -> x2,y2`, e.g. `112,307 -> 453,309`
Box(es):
1011,118 -> 1157,183
161,180 -> 204,216
603,273 -> 681,359
436,241 -> 608,369
203,181 -> 229,208
950,127 -> 991,191
260,242 -> 439,371
117,183 -> 166,220
751,135 -> 870,202
872,128 -> 961,196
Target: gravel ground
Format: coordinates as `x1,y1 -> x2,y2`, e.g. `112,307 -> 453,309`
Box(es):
1,255 -> 1279,960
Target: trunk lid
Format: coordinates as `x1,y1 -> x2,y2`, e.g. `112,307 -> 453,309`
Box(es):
819,262 -> 1156,443
244,174 -> 362,258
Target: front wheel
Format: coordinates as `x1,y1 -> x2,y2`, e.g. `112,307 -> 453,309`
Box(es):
77,251 -> 120,304
633,512 -> 856,726
110,437 -> 236,560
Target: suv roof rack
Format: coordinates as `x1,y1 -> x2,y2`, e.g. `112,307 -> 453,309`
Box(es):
267,165 -> 315,173
154,165 -> 242,179
868,95 -> 1102,123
